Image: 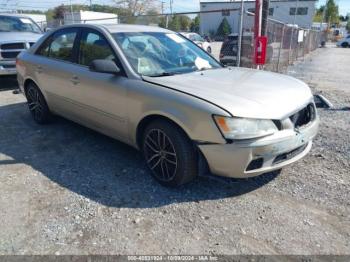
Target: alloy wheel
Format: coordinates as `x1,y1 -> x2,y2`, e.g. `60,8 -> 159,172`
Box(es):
27,87 -> 44,121
144,129 -> 178,182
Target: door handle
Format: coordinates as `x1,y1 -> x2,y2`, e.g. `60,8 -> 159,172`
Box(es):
70,76 -> 80,85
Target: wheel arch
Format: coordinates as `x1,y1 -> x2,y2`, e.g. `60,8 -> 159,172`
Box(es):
135,114 -> 192,150
23,78 -> 40,95
23,77 -> 50,101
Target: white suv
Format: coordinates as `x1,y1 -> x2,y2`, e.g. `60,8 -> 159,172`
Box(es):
0,14 -> 43,75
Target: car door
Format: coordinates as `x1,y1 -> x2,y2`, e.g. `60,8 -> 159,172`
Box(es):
65,28 -> 129,141
34,27 -> 81,117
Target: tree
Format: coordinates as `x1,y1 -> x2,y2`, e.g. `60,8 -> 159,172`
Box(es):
216,17 -> 231,37
168,16 -> 181,31
52,5 -> 67,20
324,0 -> 340,24
179,15 -> 191,31
313,6 -> 324,22
112,0 -> 159,16
190,16 -> 200,33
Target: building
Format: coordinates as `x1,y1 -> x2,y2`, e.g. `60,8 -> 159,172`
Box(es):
200,0 -> 317,35
64,10 -> 118,25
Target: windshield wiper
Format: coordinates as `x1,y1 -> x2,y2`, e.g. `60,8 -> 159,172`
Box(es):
148,72 -> 178,77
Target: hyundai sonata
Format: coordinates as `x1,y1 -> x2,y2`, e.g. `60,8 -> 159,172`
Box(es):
16,24 -> 319,187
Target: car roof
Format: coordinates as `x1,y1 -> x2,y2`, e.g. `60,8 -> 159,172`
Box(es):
52,23 -> 174,34
0,13 -> 33,19
100,24 -> 173,34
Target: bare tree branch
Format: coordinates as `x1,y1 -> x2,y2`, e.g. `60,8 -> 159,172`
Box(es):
112,0 -> 159,16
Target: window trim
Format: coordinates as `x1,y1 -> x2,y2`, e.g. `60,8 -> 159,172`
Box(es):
35,27 -> 81,65
75,28 -> 126,76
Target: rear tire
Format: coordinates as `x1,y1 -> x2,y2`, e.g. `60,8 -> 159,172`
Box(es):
142,120 -> 198,187
25,83 -> 52,124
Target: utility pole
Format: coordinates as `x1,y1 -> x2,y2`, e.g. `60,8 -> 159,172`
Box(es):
254,0 -> 262,69
254,0 -> 262,41
89,0 -> 92,11
237,0 -> 245,67
288,0 -> 299,64
70,0 -> 74,23
261,0 -> 270,36
170,0 -> 173,15
321,0 -> 329,30
161,1 -> 165,15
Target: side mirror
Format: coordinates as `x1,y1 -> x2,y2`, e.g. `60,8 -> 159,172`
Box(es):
89,59 -> 121,75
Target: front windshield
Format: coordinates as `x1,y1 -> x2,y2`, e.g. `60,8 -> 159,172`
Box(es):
0,16 -> 42,33
113,32 -> 221,77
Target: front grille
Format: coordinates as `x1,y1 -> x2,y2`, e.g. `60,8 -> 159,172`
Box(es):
1,64 -> 16,69
273,144 -> 308,165
290,104 -> 316,129
0,43 -> 25,50
1,51 -> 21,59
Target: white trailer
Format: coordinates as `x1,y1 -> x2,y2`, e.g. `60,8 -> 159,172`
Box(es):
64,10 -> 118,25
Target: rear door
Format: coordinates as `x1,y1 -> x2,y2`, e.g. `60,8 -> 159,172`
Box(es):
34,27 -> 81,117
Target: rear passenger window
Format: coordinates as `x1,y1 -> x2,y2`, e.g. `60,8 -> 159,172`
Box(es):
36,29 -> 78,62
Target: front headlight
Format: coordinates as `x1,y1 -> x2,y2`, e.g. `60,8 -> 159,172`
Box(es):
214,116 -> 278,140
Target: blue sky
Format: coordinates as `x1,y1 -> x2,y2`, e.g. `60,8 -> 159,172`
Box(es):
0,0 -> 349,15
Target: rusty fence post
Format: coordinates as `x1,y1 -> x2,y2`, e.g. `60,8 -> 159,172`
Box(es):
277,24 -> 285,72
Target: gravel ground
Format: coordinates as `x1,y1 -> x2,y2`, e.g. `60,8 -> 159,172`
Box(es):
0,45 -> 349,255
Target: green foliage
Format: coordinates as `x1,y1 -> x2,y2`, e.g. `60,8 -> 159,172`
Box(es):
313,0 -> 342,24
216,17 -> 231,37
168,16 -> 181,31
313,6 -> 324,22
190,16 -> 200,33
325,0 -> 339,24
161,15 -> 191,31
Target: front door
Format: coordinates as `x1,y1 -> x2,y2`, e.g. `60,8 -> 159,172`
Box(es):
64,29 -> 129,141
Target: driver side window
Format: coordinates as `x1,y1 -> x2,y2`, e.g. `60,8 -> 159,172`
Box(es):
78,31 -> 116,67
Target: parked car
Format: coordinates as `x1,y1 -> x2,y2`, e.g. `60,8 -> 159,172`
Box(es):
336,35 -> 350,48
220,33 -> 273,67
219,33 -> 240,66
17,24 -> 319,187
180,32 -> 212,53
0,14 -> 43,75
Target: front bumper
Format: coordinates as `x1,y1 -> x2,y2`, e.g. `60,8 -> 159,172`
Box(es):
199,117 -> 319,178
0,60 -> 16,75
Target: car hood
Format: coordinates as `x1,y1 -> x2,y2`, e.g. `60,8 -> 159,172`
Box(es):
143,67 -> 313,120
0,32 -> 43,43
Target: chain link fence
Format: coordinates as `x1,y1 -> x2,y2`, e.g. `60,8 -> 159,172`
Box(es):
44,8 -> 323,73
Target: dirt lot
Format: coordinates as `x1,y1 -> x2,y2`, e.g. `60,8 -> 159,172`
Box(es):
0,45 -> 349,255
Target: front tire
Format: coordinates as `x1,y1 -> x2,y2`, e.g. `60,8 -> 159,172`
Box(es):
25,83 -> 52,124
142,120 -> 198,187
341,42 -> 349,48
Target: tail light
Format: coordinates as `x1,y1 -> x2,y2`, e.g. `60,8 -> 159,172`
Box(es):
16,58 -> 22,67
